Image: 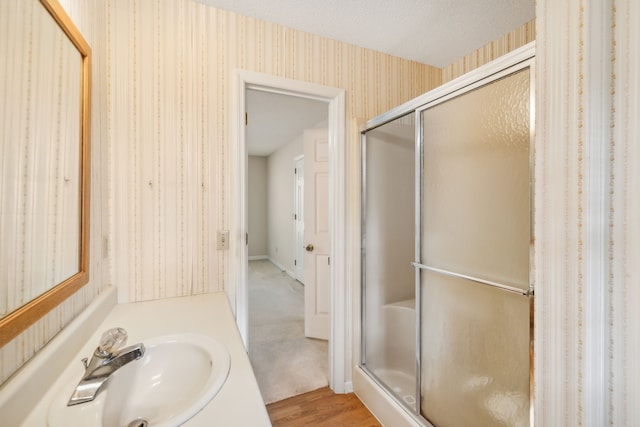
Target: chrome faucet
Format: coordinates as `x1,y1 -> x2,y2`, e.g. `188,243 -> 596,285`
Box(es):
67,327 -> 145,406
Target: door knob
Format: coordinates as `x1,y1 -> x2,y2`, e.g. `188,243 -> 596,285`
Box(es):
305,244 -> 314,252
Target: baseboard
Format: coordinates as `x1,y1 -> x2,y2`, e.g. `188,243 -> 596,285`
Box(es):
330,379 -> 354,394
248,255 -> 268,261
268,258 -> 295,279
344,380 -> 354,393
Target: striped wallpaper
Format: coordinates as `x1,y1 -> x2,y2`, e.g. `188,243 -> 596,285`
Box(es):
609,1 -> 624,422
107,0 -> 442,304
535,0 -> 640,425
607,0 -> 639,424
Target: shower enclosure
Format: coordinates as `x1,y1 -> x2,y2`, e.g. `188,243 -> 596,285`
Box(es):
360,45 -> 534,427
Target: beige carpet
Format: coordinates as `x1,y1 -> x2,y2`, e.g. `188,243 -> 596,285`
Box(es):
248,259 -> 328,404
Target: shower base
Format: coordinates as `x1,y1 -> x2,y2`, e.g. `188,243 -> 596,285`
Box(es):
373,368 -> 416,410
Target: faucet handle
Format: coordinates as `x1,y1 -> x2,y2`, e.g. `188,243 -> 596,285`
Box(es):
97,327 -> 128,356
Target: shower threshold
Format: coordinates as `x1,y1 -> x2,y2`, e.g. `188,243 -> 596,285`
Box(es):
371,368 -> 416,410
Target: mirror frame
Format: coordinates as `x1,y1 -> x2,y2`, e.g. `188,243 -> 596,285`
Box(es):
0,0 -> 91,347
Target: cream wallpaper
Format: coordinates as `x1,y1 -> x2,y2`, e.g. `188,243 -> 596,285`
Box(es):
107,0 -> 441,304
0,0 -> 110,385
535,0 -> 640,425
610,1 -> 640,424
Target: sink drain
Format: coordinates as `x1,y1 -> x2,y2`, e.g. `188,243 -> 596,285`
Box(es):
127,419 -> 148,427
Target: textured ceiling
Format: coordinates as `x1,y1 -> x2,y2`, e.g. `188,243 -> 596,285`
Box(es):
194,0 -> 534,67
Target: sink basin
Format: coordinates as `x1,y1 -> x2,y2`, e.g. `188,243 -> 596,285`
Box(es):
48,333 -> 230,427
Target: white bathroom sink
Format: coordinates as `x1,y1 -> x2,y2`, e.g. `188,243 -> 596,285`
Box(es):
48,333 -> 230,427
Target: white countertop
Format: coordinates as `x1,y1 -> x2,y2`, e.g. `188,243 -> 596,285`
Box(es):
11,291 -> 271,426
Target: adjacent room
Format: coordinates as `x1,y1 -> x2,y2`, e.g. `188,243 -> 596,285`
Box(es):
245,88 -> 330,404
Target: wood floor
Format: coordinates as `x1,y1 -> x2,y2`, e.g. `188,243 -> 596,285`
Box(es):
266,387 -> 381,426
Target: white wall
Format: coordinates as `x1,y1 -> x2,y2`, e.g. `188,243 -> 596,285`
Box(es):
364,119 -> 416,307
267,135 -> 303,274
247,156 -> 268,257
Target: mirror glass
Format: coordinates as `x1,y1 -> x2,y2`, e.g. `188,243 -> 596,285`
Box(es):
0,0 -> 90,345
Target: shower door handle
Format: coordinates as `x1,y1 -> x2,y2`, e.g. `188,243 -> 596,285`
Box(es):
305,244 -> 314,252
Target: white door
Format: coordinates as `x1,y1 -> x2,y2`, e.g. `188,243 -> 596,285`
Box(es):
303,129 -> 329,340
294,156 -> 305,282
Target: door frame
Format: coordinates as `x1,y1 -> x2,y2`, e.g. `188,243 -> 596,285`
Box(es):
228,70 -> 349,393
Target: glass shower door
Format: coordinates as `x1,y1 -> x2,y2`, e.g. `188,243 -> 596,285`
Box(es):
361,112 -> 417,411
419,67 -> 533,426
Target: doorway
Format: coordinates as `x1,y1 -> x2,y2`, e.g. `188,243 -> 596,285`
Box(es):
245,90 -> 328,402
229,70 -> 349,393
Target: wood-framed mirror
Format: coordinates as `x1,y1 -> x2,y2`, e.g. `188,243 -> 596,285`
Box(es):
0,0 -> 91,346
